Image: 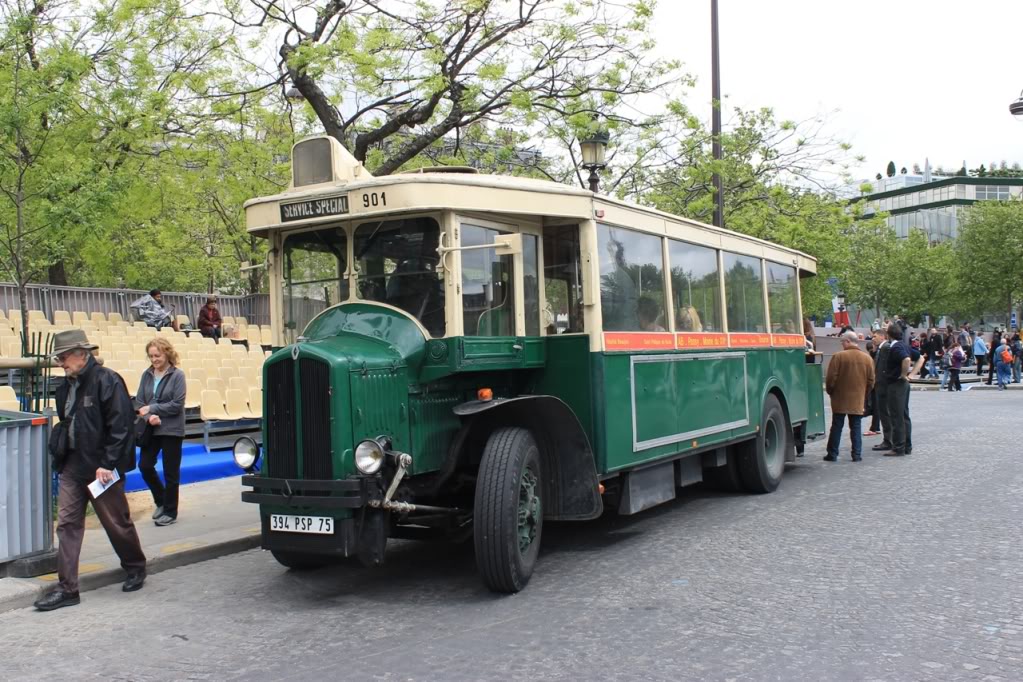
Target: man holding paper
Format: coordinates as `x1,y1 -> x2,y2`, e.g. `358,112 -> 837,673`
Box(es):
35,330 -> 147,612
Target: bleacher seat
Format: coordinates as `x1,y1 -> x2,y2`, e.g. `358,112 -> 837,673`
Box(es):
107,312 -> 124,324
218,366 -> 239,382
90,312 -> 106,323
72,311 -> 89,325
184,378 -> 201,409
247,387 -> 263,419
224,389 -> 253,420
0,386 -> 17,403
200,389 -> 230,421
206,377 -> 226,394
0,399 -> 22,411
54,311 -> 72,325
119,368 -> 142,396
259,328 -> 272,346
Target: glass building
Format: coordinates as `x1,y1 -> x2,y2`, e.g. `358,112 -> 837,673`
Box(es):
850,175 -> 1023,242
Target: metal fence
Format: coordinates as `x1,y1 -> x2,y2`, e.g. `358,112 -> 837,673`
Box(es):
0,410 -> 52,564
0,283 -> 270,327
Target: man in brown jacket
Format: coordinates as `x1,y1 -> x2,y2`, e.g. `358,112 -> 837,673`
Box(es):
824,331 -> 876,462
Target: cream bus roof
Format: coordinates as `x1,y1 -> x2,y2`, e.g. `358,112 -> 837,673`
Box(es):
245,141 -> 816,275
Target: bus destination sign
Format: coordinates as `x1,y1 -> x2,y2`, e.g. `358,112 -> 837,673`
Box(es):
280,195 -> 349,223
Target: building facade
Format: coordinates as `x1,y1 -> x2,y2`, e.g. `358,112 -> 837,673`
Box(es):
851,175 -> 1023,242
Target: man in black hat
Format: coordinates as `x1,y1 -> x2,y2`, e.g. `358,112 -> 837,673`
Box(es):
34,330 -> 147,612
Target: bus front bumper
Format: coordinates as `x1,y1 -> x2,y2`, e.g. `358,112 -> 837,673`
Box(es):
241,474 -> 387,564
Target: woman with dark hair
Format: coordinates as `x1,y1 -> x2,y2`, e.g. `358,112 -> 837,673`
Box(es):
803,318 -> 816,351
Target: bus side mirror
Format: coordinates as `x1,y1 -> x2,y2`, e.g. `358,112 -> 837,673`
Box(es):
493,234 -> 522,256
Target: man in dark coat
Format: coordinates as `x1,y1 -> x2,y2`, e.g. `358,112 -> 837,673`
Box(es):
34,330 -> 147,611
870,329 -> 893,452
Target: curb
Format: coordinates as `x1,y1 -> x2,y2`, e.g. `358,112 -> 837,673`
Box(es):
0,531 -> 261,614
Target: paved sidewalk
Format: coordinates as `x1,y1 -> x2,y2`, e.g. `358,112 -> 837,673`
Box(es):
0,476 -> 260,613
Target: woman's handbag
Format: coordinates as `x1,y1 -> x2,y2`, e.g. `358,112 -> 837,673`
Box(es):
134,415 -> 154,448
135,371 -> 168,447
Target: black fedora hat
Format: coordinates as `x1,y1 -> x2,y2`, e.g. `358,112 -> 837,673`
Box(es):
52,329 -> 98,356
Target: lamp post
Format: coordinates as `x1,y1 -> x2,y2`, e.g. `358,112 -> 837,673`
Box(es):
285,84 -> 304,101
710,0 -> 725,228
1011,90 -> 1023,120
579,130 -> 610,193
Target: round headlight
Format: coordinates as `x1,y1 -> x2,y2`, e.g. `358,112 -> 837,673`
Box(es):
354,439 -> 385,474
233,437 -> 259,471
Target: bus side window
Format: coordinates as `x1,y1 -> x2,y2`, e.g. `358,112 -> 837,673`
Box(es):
542,225 -> 584,334
723,252 -> 767,333
667,239 -> 722,333
596,224 -> 665,332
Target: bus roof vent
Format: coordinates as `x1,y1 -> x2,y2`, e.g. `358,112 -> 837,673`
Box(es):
290,136 -> 372,189
399,166 -> 479,175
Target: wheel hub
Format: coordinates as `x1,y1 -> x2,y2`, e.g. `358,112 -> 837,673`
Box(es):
517,468 -> 540,553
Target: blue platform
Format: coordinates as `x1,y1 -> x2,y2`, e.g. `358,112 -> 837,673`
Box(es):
124,442 -> 240,493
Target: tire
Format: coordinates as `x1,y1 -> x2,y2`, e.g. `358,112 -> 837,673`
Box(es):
473,427 -> 544,593
737,394 -> 790,494
270,550 -> 330,570
704,448 -> 744,492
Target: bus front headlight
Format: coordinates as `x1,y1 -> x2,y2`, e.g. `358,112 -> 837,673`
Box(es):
355,438 -> 386,474
233,437 -> 260,471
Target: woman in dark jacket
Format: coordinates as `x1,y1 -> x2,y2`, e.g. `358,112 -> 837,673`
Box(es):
134,337 -> 187,526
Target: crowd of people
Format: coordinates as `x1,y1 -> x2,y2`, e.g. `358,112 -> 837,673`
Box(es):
902,323 -> 1021,391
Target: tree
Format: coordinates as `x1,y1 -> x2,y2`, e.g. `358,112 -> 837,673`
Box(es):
886,161 -> 896,178
955,199 -> 1023,326
841,222 -> 899,322
225,0 -> 681,179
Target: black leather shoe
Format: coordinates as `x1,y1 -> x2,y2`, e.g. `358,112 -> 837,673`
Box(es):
123,571 -> 146,593
852,456 -> 862,462
883,451 -> 906,457
822,455 -> 838,462
871,443 -> 892,451
34,590 -> 80,611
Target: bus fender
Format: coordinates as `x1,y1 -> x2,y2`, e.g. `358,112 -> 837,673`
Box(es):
452,395 -> 603,521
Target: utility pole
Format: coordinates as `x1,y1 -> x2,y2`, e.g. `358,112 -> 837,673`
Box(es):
711,0 -> 725,228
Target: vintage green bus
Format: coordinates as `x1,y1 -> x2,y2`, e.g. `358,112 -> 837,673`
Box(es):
236,136 -> 825,593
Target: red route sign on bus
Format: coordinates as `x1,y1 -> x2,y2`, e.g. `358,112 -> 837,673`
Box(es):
771,334 -> 806,348
603,332 -> 675,351
676,333 -> 728,350
729,333 -> 772,348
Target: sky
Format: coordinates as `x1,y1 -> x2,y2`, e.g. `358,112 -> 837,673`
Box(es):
652,0 -> 1023,182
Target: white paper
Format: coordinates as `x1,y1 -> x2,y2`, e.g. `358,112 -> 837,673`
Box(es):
87,469 -> 121,498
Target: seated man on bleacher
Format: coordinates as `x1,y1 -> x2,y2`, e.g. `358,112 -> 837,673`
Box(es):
130,290 -> 179,331
197,296 -> 223,339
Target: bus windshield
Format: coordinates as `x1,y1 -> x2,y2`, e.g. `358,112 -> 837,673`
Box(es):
354,217 -> 445,337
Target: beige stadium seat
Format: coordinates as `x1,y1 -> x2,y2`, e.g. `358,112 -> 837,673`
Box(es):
107,312 -> 124,324
200,390 -> 230,421
2,337 -> 22,357
113,351 -> 133,365
206,377 -> 226,395
184,378 -> 201,409
224,388 -> 252,420
90,311 -> 106,323
119,368 -> 141,396
259,328 -> 272,346
128,359 -> 150,373
28,310 -> 46,323
111,342 -> 131,354
222,316 -> 236,328
198,336 -> 215,347
247,387 -> 263,419
235,316 -> 248,327
0,399 -> 22,411
0,386 -> 17,402
53,311 -> 72,325
202,359 -> 220,375
228,376 -> 249,392
176,315 -> 191,329
71,311 -> 89,325
0,325 -> 14,337
188,367 -> 208,385
219,365 -> 239,382
106,327 -> 126,336
245,328 -> 261,346
254,372 -> 263,389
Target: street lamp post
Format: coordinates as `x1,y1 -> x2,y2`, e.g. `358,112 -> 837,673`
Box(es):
1010,90 -> 1023,120
579,131 -> 610,193
710,0 -> 725,228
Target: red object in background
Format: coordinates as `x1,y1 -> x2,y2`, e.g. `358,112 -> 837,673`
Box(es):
834,310 -> 850,328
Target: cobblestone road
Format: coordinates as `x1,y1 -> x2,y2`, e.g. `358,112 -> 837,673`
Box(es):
3,390 -> 1022,681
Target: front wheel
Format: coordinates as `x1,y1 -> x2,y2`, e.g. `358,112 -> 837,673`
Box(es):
473,427 -> 544,593
737,394 -> 790,494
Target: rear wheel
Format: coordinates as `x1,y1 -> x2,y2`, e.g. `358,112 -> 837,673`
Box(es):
474,427 -> 544,593
737,394 -> 789,494
270,550 -> 330,571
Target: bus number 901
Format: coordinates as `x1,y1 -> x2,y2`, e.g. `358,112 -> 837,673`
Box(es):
362,192 -> 387,208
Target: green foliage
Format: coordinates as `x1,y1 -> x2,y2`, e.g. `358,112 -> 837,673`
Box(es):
954,199 -> 1023,323
886,161 -> 896,178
